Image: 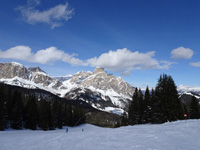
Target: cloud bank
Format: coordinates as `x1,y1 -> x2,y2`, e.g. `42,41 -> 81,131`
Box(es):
16,0 -> 74,29
0,46 -> 173,75
0,46 -> 83,65
171,47 -> 194,59
86,48 -> 172,75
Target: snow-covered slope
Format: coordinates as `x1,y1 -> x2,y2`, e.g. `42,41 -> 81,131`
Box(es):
1,119 -> 200,150
178,85 -> 200,95
178,85 -> 200,103
0,62 -> 134,114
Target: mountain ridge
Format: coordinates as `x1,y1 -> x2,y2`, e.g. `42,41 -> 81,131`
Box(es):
0,62 -> 135,114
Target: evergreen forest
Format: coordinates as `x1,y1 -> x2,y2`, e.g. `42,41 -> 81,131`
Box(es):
0,85 -> 85,131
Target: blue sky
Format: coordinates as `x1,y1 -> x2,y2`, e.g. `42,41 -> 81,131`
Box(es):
0,0 -> 200,88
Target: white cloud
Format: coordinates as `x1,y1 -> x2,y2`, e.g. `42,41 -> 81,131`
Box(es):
0,46 -> 173,75
190,62 -> 200,67
17,0 -> 74,29
0,46 -> 83,65
0,46 -> 32,61
86,48 -> 172,75
171,47 -> 194,59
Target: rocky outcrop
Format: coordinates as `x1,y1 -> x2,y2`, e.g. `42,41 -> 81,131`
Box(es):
28,66 -> 63,88
28,66 -> 46,73
70,71 -> 92,84
0,62 -> 29,79
0,63 -> 64,90
70,67 -> 135,97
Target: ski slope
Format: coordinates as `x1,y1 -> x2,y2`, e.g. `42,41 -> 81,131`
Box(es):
0,120 -> 200,150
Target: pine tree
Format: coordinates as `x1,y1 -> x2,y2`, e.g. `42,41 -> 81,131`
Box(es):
10,91 -> 23,129
151,88 -> 158,123
121,112 -> 128,126
138,88 -> 144,124
143,86 -> 151,123
0,84 -> 6,130
5,89 -> 13,124
62,104 -> 74,126
57,102 -> 63,129
24,95 -> 37,130
48,102 -> 54,130
189,96 -> 200,119
38,99 -> 49,130
155,74 -> 183,123
72,107 -> 85,126
128,88 -> 141,124
67,105 -> 73,126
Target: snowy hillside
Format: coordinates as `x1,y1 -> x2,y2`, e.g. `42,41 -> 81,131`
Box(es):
1,119 -> 200,150
178,85 -> 200,95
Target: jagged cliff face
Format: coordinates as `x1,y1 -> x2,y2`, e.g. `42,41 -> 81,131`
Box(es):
0,62 -> 63,91
63,67 -> 134,110
70,71 -> 92,84
79,67 -> 134,97
0,62 -> 135,114
0,62 -> 29,79
28,67 -> 63,89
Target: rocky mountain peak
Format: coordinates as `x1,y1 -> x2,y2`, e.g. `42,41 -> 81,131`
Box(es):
28,66 -> 46,73
93,67 -> 106,74
0,62 -> 28,79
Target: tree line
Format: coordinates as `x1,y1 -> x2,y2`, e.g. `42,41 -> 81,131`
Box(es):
0,85 -> 85,131
125,74 -> 200,125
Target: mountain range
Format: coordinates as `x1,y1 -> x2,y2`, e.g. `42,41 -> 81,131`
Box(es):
0,62 -> 199,115
0,62 -> 135,114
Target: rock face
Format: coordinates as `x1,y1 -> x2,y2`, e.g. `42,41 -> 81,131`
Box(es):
62,67 -> 135,110
0,62 -> 64,91
70,71 -> 92,84
83,68 -> 133,97
0,62 -> 29,79
28,67 -> 63,89
69,67 -> 134,97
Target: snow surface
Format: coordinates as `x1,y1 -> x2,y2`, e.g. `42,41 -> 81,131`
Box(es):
104,107 -> 125,115
1,120 -> 200,150
178,85 -> 200,94
183,92 -> 200,100
10,62 -> 24,67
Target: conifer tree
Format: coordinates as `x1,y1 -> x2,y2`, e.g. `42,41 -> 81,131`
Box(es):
57,102 -> 63,129
72,107 -> 85,126
38,99 -> 49,130
67,105 -> 73,126
138,88 -> 144,124
5,89 -> 13,124
62,103 -> 74,126
189,96 -> 200,119
24,95 -> 37,130
155,74 -> 183,123
150,88 -> 158,123
10,91 -> 23,129
121,112 -> 128,126
128,88 -> 141,124
143,86 -> 151,123
0,85 -> 6,130
48,102 -> 54,130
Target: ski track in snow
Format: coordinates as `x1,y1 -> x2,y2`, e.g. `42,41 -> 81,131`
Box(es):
0,120 -> 200,150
